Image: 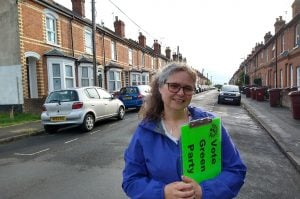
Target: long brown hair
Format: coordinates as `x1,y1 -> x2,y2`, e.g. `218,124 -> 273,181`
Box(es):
139,62 -> 197,121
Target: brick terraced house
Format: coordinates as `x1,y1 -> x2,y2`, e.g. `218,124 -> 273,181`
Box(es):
231,0 -> 300,91
0,0 -> 196,113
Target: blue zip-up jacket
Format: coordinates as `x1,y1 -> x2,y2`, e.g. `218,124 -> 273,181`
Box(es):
122,106 -> 247,199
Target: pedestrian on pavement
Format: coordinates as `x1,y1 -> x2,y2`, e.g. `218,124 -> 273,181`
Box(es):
122,62 -> 247,199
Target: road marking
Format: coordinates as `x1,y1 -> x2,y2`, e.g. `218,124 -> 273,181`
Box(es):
90,129 -> 101,135
14,148 -> 50,156
64,138 -> 78,144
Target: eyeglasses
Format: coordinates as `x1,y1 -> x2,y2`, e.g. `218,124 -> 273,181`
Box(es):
165,82 -> 194,95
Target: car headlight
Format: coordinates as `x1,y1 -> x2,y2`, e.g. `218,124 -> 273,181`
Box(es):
236,93 -> 241,97
219,92 -> 224,96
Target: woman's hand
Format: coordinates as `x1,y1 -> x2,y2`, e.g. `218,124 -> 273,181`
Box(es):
164,181 -> 195,199
181,176 -> 203,199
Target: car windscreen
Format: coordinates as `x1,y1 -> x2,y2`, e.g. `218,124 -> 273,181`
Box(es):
221,86 -> 239,92
138,85 -> 151,95
46,90 -> 79,103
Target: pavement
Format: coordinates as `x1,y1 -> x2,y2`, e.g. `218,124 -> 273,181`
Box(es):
0,94 -> 299,172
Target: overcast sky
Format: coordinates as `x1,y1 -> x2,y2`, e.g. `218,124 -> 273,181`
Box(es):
55,0 -> 295,84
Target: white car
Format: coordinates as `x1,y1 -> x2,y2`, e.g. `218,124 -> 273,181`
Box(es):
41,87 -> 125,133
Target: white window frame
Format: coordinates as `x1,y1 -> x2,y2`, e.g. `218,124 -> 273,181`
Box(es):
272,43 -> 276,58
141,73 -> 149,85
131,72 -> 141,86
128,48 -> 133,65
47,57 -> 76,92
85,28 -> 93,55
141,53 -> 145,67
111,41 -> 117,61
44,9 -> 58,45
281,34 -> 285,52
280,69 -> 283,88
296,23 -> 300,47
291,65 -> 294,87
107,69 -> 121,93
297,67 -> 300,90
78,64 -> 94,87
151,57 -> 154,69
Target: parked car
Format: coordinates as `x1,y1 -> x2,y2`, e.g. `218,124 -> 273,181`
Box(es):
41,87 -> 125,133
117,85 -> 151,109
218,84 -> 241,105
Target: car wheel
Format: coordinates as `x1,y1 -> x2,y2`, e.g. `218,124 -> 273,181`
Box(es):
237,101 -> 241,106
81,113 -> 95,132
117,106 -> 125,120
44,125 -> 58,134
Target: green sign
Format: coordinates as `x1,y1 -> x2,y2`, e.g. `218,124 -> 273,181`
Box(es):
180,117 -> 222,183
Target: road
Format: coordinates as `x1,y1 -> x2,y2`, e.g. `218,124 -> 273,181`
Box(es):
0,90 -> 299,198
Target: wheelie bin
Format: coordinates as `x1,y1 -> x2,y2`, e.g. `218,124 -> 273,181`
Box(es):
256,87 -> 265,101
268,88 -> 282,107
251,87 -> 257,100
289,91 -> 300,119
245,87 -> 251,98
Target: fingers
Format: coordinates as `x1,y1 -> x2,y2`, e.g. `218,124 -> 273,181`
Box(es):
164,181 -> 195,199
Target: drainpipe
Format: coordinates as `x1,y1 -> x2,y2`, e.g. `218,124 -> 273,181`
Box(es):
70,16 -> 75,57
275,37 -> 278,88
92,0 -> 97,86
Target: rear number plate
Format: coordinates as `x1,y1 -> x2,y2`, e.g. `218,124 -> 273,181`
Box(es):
50,116 -> 66,122
124,96 -> 132,100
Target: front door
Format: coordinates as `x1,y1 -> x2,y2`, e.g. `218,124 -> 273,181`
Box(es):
27,57 -> 38,98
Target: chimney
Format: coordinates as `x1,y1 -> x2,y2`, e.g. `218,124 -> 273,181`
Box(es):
153,40 -> 161,55
178,53 -> 182,62
264,31 -> 272,44
165,47 -> 171,59
71,0 -> 85,17
274,16 -> 285,33
292,0 -> 300,18
114,16 -> 125,38
138,32 -> 146,48
172,53 -> 178,61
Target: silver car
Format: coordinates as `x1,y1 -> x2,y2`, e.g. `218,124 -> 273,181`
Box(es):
41,87 -> 125,133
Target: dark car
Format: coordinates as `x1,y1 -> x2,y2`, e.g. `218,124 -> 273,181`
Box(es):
218,85 -> 241,105
117,85 -> 151,109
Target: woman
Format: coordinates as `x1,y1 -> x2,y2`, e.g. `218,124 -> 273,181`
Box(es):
122,62 -> 247,199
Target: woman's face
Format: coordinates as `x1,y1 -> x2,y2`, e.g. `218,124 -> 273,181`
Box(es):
159,71 -> 195,112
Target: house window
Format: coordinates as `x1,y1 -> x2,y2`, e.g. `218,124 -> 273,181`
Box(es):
52,63 -> 61,90
79,65 -> 93,87
131,73 -> 141,85
128,48 -> 133,65
65,65 -> 74,88
274,71 -> 277,88
108,70 -> 121,93
47,58 -> 75,91
151,57 -> 154,69
141,53 -> 145,67
291,65 -> 294,87
297,67 -> 300,89
280,69 -> 283,88
44,9 -> 58,45
85,28 -> 92,54
141,73 -> 149,85
111,41 -> 117,60
295,23 -> 300,46
266,49 -> 269,62
272,43 -> 276,58
281,34 -> 285,52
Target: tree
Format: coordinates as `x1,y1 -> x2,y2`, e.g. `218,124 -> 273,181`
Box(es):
253,78 -> 262,86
